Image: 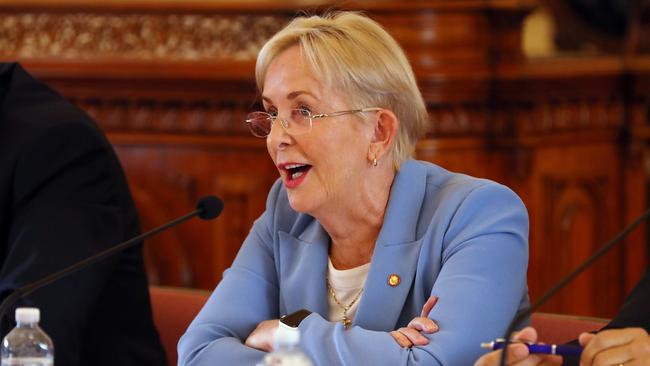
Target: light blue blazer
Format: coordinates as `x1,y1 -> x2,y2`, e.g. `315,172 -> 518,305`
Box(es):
178,160 -> 530,365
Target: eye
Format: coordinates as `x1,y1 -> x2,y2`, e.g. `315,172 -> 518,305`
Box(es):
292,108 -> 312,120
296,108 -> 311,117
297,105 -> 312,114
266,108 -> 278,118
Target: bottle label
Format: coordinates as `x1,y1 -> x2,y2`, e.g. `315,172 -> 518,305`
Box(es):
1,357 -> 53,366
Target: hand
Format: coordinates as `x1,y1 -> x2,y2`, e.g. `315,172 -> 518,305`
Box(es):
579,327 -> 650,366
245,319 -> 279,352
474,327 -> 562,366
390,295 -> 440,348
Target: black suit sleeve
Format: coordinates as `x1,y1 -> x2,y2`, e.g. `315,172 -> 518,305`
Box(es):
0,121 -> 134,366
605,267 -> 650,332
562,267 -> 650,366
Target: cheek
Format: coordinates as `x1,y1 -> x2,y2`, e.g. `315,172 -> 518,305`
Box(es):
266,139 -> 276,163
311,141 -> 365,191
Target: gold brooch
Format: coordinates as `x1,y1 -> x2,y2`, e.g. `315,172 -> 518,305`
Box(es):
388,274 -> 400,287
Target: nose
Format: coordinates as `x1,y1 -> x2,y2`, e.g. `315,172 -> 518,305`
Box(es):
267,116 -> 291,150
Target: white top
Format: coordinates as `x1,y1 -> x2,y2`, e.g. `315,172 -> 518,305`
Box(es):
327,258 -> 370,326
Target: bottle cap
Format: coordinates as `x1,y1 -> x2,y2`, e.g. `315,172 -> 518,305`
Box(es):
15,307 -> 40,324
274,324 -> 300,347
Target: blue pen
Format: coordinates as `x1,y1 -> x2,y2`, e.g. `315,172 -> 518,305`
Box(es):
481,338 -> 583,357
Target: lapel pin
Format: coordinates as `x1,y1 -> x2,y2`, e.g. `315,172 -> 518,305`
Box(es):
388,274 -> 400,287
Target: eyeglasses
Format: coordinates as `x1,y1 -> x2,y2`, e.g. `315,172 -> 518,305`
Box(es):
244,107 -> 382,138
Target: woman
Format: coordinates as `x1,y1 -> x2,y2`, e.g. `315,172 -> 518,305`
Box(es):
179,12 -> 529,365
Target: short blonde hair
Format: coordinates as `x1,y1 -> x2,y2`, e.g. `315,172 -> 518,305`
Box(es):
255,12 -> 429,169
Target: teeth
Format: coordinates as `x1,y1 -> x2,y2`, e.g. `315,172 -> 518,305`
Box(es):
291,171 -> 304,180
285,164 -> 306,169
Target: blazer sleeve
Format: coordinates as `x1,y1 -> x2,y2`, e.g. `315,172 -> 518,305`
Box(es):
178,182 -> 529,366
0,121 -> 133,366
417,183 -> 529,364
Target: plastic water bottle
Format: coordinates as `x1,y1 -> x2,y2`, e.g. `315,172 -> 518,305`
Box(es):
261,326 -> 313,366
1,308 -> 54,366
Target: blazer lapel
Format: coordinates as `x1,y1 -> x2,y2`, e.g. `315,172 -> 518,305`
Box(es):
277,219 -> 330,317
354,160 -> 428,331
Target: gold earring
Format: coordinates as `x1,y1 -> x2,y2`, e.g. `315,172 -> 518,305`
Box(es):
372,158 -> 378,167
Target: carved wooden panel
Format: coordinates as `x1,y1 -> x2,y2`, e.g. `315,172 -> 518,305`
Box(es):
527,145 -> 624,317
538,175 -> 621,315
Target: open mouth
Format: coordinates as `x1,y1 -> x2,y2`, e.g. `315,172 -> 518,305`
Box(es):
283,163 -> 312,181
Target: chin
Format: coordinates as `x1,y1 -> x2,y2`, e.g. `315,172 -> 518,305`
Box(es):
287,193 -> 316,214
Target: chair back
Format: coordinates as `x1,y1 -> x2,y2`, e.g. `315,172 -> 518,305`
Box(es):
150,286 -> 210,366
531,312 -> 609,344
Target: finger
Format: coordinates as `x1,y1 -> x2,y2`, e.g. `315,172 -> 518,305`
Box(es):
244,332 -> 263,350
421,295 -> 438,318
536,355 -> 562,366
580,329 -> 641,365
407,317 -> 439,333
510,354 -> 558,366
245,320 -> 278,352
584,328 -> 650,366
589,345 -> 634,366
492,343 -> 559,366
504,344 -> 532,364
512,327 -> 539,343
620,360 -> 647,366
474,349 -> 504,366
390,330 -> 414,348
397,327 -> 430,346
474,344 -> 532,366
578,332 -> 596,347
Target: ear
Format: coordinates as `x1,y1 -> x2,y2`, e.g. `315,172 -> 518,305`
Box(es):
367,109 -> 399,164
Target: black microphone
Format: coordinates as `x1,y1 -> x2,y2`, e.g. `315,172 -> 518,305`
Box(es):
498,207 -> 650,366
0,195 -> 224,334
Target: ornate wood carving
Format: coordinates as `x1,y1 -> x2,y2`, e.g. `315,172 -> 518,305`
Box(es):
71,96 -> 255,135
0,12 -> 284,61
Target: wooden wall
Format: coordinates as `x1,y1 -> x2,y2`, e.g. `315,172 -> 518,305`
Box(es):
1,0 -> 648,318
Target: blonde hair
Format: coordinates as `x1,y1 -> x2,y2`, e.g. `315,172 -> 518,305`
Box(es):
255,12 -> 429,169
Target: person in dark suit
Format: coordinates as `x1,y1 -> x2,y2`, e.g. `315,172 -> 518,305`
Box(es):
0,63 -> 167,366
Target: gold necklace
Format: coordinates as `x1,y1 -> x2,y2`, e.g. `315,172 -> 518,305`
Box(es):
326,279 -> 363,329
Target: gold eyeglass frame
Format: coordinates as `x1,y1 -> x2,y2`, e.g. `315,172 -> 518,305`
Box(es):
244,107 -> 382,138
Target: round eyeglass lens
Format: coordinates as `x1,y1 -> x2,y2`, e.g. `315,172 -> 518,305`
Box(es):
289,109 -> 312,134
246,112 -> 272,137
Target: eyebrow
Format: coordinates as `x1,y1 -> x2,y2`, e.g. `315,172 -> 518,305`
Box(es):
262,90 -> 319,104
